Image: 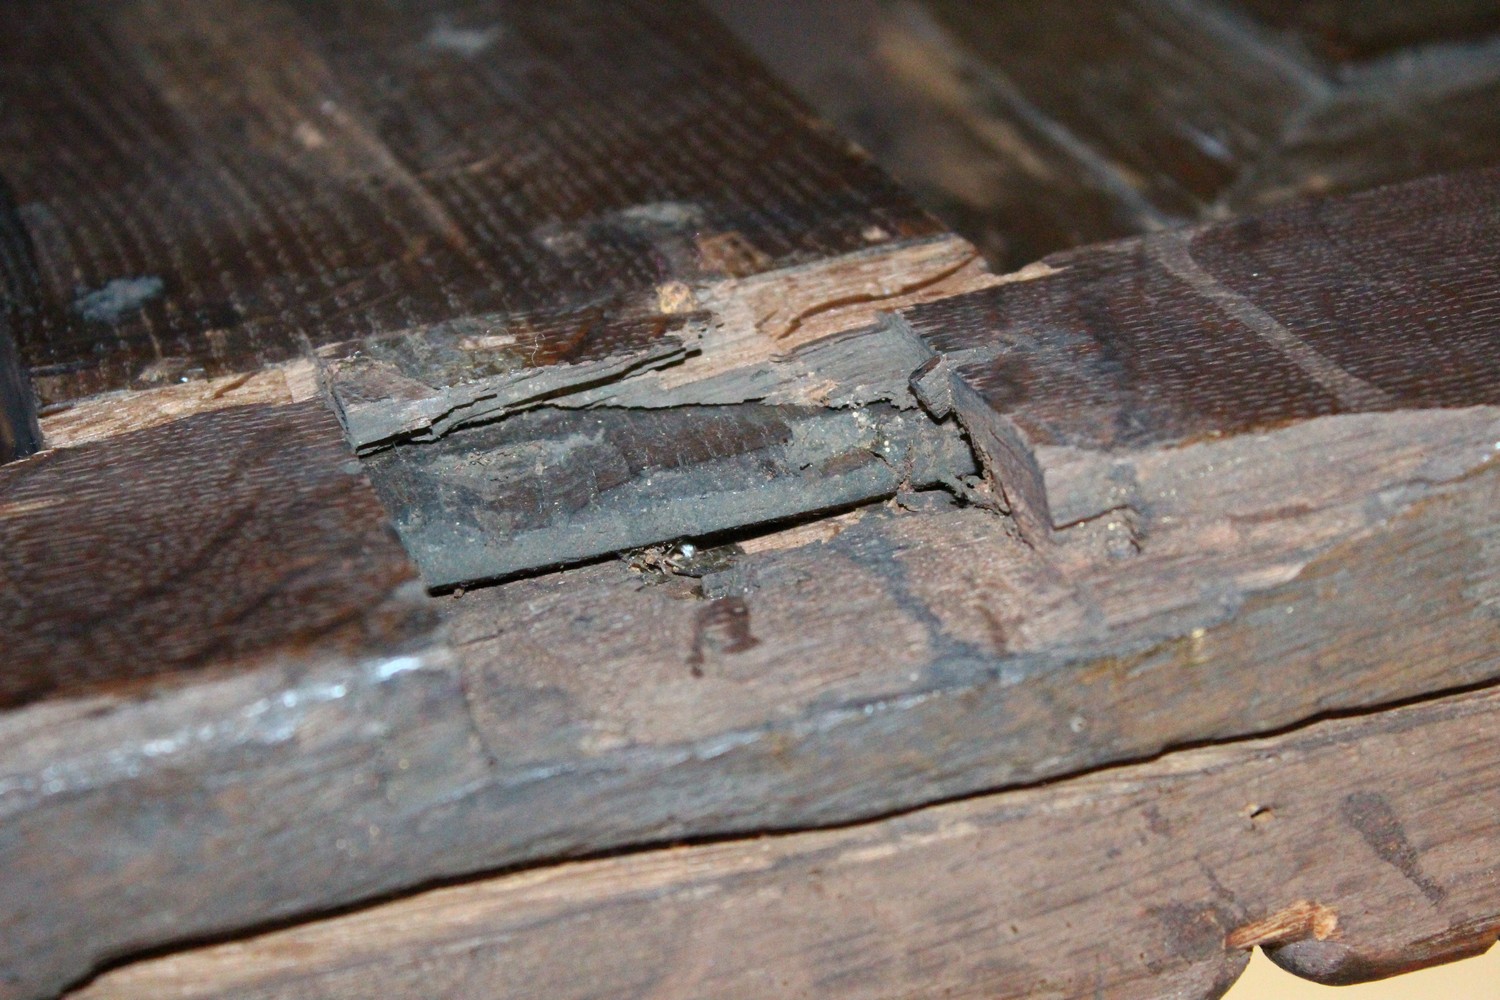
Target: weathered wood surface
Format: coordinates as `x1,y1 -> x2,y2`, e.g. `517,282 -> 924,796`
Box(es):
365,401 -> 975,588
0,398 -> 436,710
34,359 -> 320,451
380,166 -> 1500,584
327,233 -> 995,451
5,168 -> 1499,998
71,685 -> 1500,1000
0,400 -> 449,998
711,0 -> 1500,269
915,0 -> 1317,218
0,0 -> 939,408
348,236 -> 1002,585
902,168 -> 1500,538
3,3 -> 1499,997
705,0 -> 1159,268
5,447 -> 1494,995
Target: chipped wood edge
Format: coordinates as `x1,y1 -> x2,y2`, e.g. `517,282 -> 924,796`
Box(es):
642,233 -> 1003,393
38,359 -> 320,451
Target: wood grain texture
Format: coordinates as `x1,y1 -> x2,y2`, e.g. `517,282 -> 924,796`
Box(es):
9,433 -> 1492,999
351,235 -> 1003,586
901,168 -> 1500,536
6,168 -> 1500,998
919,0 -> 1318,215
0,400 -> 433,709
5,6 -> 1500,997
70,684 -> 1500,1000
35,359 -> 319,450
327,234 -> 997,451
0,400 -> 453,1000
704,0 -> 1174,268
0,0 -> 938,406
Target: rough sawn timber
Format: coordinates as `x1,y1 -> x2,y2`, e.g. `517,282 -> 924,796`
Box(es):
72,685 -> 1500,1000
1,4 -> 1498,996
5,432 -> 1495,998
0,399 -> 452,999
903,167 -> 1500,541
4,169 -> 1500,999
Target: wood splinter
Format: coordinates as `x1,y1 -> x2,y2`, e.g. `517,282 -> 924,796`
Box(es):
1226,900 -> 1340,950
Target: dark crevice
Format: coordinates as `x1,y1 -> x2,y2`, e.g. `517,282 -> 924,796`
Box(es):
430,480 -> 975,598
0,173 -> 42,465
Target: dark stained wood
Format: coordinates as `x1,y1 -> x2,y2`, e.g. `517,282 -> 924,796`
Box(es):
713,0 -> 1500,270
342,229 -> 1002,584
357,165 -> 1500,585
70,684 -> 1500,1000
0,315 -> 39,465
0,400 -> 454,1000
326,310 -> 703,452
918,0 -> 1317,214
902,168 -> 1500,535
3,4 -> 1499,997
4,166 -> 1499,999
326,233 -> 997,452
703,0 -> 1154,268
0,400 -> 434,710
0,0 -> 939,406
6,433 -> 1494,999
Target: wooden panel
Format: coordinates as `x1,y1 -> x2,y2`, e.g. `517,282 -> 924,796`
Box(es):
0,400 -> 451,1000
72,685 -> 1500,999
0,0 -> 938,406
4,7 -> 1499,997
0,400 -> 433,709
